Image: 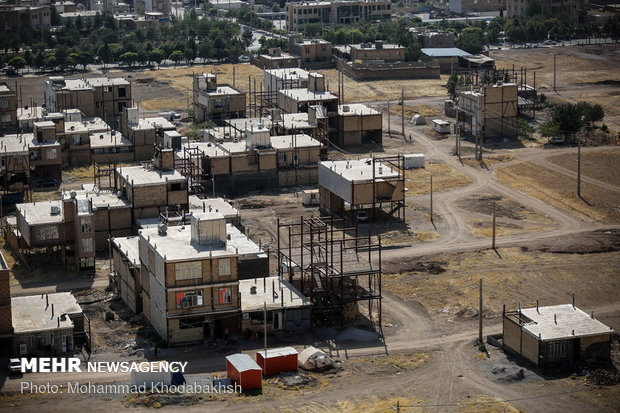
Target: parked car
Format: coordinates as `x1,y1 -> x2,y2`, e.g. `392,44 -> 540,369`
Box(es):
238,55 -> 250,63
544,39 -> 556,45
9,358 -> 21,374
170,111 -> 181,120
37,178 -> 61,188
548,136 -> 564,145
355,210 -> 368,222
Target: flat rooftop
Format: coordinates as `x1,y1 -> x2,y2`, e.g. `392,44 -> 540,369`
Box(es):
421,48 -> 470,57
12,292 -> 81,334
0,134 -> 29,154
131,117 -> 175,131
260,52 -> 299,61
227,117 -> 273,132
63,188 -> 130,210
240,276 -> 311,312
17,107 -> 44,122
265,68 -> 309,81
270,134 -> 321,150
17,200 -> 65,225
139,222 -> 263,261
117,165 -> 186,187
201,126 -> 244,141
90,131 -> 133,149
202,86 -> 242,97
320,158 -> 400,183
177,141 -> 226,158
86,77 -> 130,87
350,43 -> 404,50
282,113 -> 316,130
112,236 -> 140,266
188,196 -> 240,219
338,103 -> 379,116
519,304 -> 614,341
33,120 -> 56,128
279,88 -> 338,103
61,78 -> 95,91
81,117 -> 110,132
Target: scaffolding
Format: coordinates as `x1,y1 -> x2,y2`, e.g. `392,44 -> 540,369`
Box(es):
276,216 -> 382,328
93,161 -> 118,191
174,146 -> 212,196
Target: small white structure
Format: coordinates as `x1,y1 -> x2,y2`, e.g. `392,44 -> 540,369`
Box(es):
432,119 -> 451,134
404,154 -> 425,169
301,189 -> 319,206
411,114 -> 426,125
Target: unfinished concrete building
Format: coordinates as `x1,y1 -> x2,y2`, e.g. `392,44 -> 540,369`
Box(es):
240,276 -> 311,334
193,74 -> 246,123
0,134 -> 31,202
318,157 -> 406,221
87,77 -> 132,128
256,47 -> 300,69
14,193 -> 96,270
456,82 -> 518,148
139,212 -> 244,344
176,127 -> 324,195
114,147 -> 189,222
0,82 -> 17,129
331,103 -> 382,147
0,252 -> 11,353
503,303 -> 614,368
44,77 -> 96,117
121,107 -> 176,161
11,292 -> 87,356
277,73 -> 338,114
44,76 -> 131,121
112,236 -> 141,313
276,217 -> 382,327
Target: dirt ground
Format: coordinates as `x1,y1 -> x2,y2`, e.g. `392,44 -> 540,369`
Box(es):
405,161 -> 473,195
546,149 -> 620,186
495,161 -> 620,224
491,44 -> 620,132
382,238 -> 620,326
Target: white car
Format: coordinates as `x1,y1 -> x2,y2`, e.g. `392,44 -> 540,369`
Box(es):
9,358 -> 21,374
355,210 -> 368,222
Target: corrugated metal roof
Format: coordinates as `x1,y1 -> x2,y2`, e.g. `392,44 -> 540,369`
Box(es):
226,354 -> 262,372
421,48 -> 471,57
257,347 -> 298,359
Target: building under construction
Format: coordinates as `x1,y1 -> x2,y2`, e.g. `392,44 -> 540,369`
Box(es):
276,216 -> 382,328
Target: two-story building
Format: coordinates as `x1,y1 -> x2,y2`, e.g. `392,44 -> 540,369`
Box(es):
138,212 -> 243,344
193,74 -> 246,123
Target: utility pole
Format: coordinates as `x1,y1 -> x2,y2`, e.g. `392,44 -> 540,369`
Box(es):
577,138 -> 581,198
553,53 -> 557,92
455,108 -> 460,156
387,100 -> 391,136
430,174 -> 433,223
263,301 -> 267,376
492,202 -> 496,250
401,88 -> 405,138
479,278 -> 483,345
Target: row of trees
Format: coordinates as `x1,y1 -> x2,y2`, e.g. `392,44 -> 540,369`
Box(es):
0,10 -> 250,71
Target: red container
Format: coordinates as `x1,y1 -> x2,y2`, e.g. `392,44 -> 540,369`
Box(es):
256,347 -> 299,376
226,354 -> 262,390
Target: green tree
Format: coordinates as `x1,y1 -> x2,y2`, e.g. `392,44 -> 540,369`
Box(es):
169,50 -> 184,66
148,49 -> 166,67
184,47 -> 195,65
445,72 -> 458,99
272,4 -> 280,12
551,103 -> 583,138
78,51 -> 94,70
138,5 -> 145,15
120,51 -> 138,67
8,56 -> 26,73
576,102 -> 604,126
456,27 -> 485,54
405,43 -> 422,62
525,0 -> 542,17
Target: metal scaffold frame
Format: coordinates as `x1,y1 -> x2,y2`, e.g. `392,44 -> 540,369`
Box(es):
276,216 -> 382,328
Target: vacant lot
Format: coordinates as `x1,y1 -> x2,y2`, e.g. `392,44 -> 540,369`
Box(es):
546,149 -> 620,186
492,45 -> 620,131
495,161 -> 620,223
405,162 -> 472,195
383,246 -> 620,321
